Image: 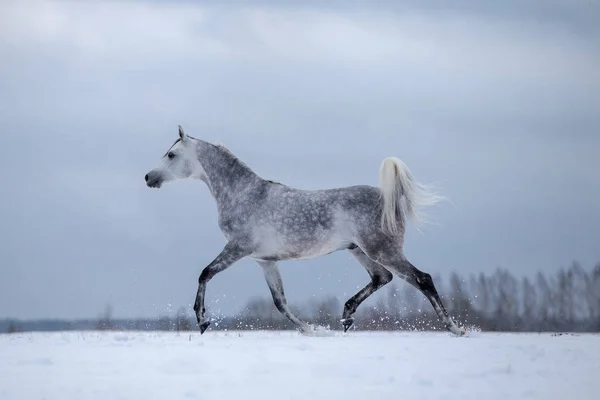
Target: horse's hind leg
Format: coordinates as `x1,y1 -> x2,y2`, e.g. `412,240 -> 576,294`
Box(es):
256,260 -> 312,333
397,260 -> 464,335
341,245 -> 393,332
363,244 -> 465,336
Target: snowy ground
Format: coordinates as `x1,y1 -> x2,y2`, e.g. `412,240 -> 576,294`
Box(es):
1,329 -> 599,400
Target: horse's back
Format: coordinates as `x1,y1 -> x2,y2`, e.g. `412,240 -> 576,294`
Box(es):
264,183 -> 382,220
248,183 -> 383,257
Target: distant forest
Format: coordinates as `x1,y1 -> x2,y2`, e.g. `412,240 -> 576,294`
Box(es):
3,261 -> 599,334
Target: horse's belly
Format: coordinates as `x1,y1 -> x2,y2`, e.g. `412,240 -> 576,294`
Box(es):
252,234 -> 352,262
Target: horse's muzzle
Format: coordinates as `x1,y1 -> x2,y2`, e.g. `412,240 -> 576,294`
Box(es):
145,172 -> 163,188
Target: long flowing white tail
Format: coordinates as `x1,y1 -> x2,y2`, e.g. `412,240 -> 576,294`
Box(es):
379,157 -> 443,235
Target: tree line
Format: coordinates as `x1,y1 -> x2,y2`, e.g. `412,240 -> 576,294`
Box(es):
211,261 -> 600,333
4,261 -> 599,333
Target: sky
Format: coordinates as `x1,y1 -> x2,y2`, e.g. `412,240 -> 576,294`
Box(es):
1,0 -> 599,321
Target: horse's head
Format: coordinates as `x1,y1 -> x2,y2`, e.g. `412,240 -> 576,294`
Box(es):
144,125 -> 206,188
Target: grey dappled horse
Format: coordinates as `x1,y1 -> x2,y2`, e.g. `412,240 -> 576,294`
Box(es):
145,126 -> 466,336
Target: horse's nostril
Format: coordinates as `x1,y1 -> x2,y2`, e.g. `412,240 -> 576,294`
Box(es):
144,174 -> 149,182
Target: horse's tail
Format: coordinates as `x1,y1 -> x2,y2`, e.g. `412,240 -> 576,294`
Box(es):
378,157 -> 443,235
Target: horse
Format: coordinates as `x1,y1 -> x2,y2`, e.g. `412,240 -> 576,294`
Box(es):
144,125 -> 466,336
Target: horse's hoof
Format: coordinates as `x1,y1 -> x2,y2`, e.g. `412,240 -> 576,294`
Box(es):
199,320 -> 211,334
447,323 -> 466,337
341,318 -> 354,332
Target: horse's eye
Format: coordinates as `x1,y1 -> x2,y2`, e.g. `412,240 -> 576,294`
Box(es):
167,152 -> 176,160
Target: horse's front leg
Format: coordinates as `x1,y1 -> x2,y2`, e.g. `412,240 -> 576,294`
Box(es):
193,241 -> 251,334
256,260 -> 312,333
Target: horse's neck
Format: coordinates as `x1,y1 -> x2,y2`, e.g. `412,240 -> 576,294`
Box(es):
197,141 -> 261,209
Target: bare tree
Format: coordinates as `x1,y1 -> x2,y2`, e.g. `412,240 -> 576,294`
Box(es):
449,272 -> 471,321
312,296 -> 341,327
95,304 -> 114,330
7,321 -> 18,333
176,307 -> 193,331
590,263 -> 600,329
521,276 -> 537,330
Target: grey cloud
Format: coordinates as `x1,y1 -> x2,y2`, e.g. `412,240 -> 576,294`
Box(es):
0,0 -> 598,320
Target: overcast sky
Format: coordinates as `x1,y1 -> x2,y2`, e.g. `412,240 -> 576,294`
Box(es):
1,0 -> 599,321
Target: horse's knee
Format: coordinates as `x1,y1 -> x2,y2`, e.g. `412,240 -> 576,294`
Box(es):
199,266 -> 220,284
416,271 -> 435,292
374,270 -> 393,287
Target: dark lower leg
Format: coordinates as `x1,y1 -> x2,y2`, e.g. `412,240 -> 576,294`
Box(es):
399,260 -> 464,334
341,275 -> 391,331
342,247 -> 393,331
193,242 -> 250,333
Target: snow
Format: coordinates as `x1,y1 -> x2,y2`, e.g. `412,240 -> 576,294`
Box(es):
1,330 -> 599,399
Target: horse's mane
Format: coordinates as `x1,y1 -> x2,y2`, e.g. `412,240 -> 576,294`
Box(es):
213,142 -> 257,178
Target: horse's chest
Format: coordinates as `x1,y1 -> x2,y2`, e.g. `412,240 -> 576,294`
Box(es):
217,213 -> 247,238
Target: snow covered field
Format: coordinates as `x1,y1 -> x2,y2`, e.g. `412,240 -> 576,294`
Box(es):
1,330 -> 598,400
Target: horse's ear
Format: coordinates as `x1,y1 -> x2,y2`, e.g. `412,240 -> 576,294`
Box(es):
178,125 -> 186,140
